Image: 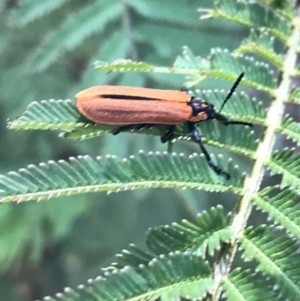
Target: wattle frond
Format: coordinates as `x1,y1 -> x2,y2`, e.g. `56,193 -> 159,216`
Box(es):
194,89 -> 266,124
96,47 -> 276,92
208,49 -> 276,92
127,0 -> 198,26
199,0 -> 292,43
4,0 -> 300,299
241,225 -> 300,300
43,253 -> 213,301
256,0 -> 297,21
288,87 -> 300,104
28,2 -> 122,72
235,29 -> 283,68
8,99 -> 84,131
253,186 -> 300,239
9,0 -> 69,26
279,116 -> 300,145
95,60 -> 155,73
146,205 -> 232,256
268,149 -> 300,190
0,152 -> 245,203
175,46 -> 276,89
109,245 -> 155,270
222,269 -> 277,301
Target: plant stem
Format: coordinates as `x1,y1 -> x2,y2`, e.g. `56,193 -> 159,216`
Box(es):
210,6 -> 300,301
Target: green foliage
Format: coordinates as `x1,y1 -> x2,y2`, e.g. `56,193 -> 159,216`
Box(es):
241,225 -> 300,299
2,0 -> 300,300
0,152 -> 244,203
222,269 -> 277,301
199,0 -> 292,42
253,187 -> 300,239
44,253 -> 213,301
9,0 -> 69,26
289,87 -> 300,103
146,206 -> 232,257
269,148 -> 300,190
279,116 -> 300,145
27,1 -> 123,72
234,29 -> 283,68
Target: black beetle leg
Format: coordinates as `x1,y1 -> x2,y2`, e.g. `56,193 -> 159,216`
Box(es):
112,124 -> 145,135
181,87 -> 189,93
161,125 -> 176,143
187,122 -> 230,179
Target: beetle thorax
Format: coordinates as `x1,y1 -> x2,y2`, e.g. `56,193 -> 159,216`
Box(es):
188,97 -> 216,122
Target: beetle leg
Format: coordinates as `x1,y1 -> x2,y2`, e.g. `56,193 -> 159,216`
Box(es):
112,124 -> 145,135
187,122 -> 230,179
181,87 -> 188,93
223,120 -> 253,127
161,125 -> 176,143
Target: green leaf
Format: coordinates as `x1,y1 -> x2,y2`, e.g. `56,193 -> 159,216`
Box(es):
95,60 -> 155,73
109,244 -> 155,270
199,0 -> 291,43
256,0 -> 296,20
287,87 -> 300,104
253,186 -> 300,240
194,89 -> 266,124
222,269 -> 277,301
127,0 -> 199,26
176,47 -> 276,91
279,116 -> 300,145
45,252 -> 214,301
235,29 -> 283,68
211,49 -> 276,91
268,148 -> 300,190
241,225 -> 300,300
96,47 -> 276,93
146,205 -> 232,257
28,2 -> 122,72
8,99 -> 84,131
9,0 -> 69,26
0,152 -> 245,203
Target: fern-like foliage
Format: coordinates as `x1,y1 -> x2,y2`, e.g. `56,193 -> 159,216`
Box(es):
43,253 -> 213,301
269,148 -> 300,190
145,206 -> 232,257
9,0 -> 69,26
0,152 -> 244,203
222,269 -> 277,301
199,0 -> 292,42
288,87 -> 300,103
95,47 -> 276,92
279,116 -> 300,145
234,29 -> 283,68
253,186 -> 300,239
241,225 -> 300,299
4,0 -> 300,300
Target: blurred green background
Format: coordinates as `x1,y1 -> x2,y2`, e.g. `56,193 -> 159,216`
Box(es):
0,1 -> 247,300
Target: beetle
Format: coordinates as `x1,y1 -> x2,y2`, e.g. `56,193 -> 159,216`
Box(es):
76,73 -> 252,179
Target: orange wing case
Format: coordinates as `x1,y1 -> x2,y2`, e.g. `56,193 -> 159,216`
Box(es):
76,86 -> 193,125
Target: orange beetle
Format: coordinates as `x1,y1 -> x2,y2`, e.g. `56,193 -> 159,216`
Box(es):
76,73 -> 251,179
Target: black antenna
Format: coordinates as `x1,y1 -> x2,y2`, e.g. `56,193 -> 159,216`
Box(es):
219,72 -> 244,113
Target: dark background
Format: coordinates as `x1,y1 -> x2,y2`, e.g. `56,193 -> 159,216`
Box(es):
0,1 -> 248,300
